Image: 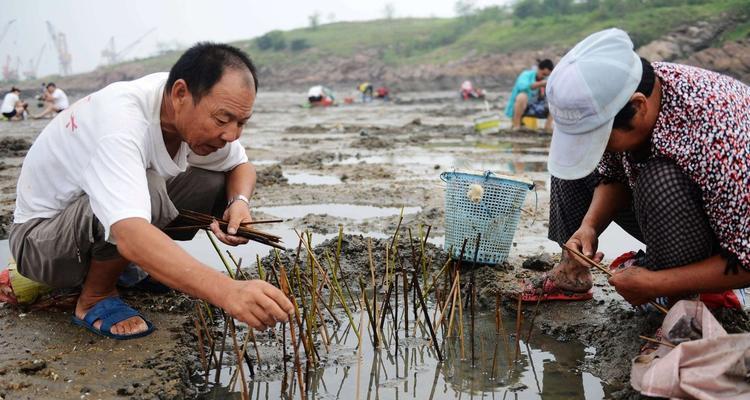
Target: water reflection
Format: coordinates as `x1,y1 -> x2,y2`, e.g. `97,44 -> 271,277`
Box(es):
200,310 -> 608,400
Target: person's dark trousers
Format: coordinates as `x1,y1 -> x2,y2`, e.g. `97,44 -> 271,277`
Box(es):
548,158 -> 718,270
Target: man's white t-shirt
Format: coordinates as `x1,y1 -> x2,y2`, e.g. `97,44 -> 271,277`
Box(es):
51,88 -> 69,110
14,73 -> 249,242
1,92 -> 19,113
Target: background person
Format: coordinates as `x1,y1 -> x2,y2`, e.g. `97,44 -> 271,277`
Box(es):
1,87 -> 28,121
505,59 -> 554,132
32,82 -> 69,119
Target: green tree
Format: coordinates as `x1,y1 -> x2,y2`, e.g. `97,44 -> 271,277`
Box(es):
290,39 -> 311,52
257,31 -> 286,51
309,12 -> 321,30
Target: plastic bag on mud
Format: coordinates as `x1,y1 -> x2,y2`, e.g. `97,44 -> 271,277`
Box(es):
1,262 -> 53,305
631,299 -> 750,399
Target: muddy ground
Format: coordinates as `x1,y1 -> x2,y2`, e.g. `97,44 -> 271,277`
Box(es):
0,91 -> 747,399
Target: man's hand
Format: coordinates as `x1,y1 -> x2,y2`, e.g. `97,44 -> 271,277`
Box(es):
565,225 -> 602,260
210,200 -> 252,246
608,265 -> 656,306
222,279 -> 295,330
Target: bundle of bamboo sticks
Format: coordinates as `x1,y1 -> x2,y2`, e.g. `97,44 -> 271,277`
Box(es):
170,209 -> 285,249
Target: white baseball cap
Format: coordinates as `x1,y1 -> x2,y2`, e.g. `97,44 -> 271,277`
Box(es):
546,28 -> 642,180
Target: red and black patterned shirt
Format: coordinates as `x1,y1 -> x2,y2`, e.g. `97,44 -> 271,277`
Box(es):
598,62 -> 750,269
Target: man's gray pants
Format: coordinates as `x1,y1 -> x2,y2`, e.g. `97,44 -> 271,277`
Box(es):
9,167 -> 226,288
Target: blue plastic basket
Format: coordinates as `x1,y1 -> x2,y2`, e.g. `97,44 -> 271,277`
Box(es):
441,171 -> 534,265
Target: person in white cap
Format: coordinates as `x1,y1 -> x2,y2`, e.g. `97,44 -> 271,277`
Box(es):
525,28 -> 750,308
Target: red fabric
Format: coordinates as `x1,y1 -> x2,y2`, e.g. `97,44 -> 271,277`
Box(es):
0,269 -> 18,305
610,251 -> 637,271
700,291 -> 742,310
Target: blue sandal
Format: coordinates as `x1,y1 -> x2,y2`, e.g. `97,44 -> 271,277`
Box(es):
71,297 -> 155,340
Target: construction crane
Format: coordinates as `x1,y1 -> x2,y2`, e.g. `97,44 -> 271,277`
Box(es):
0,19 -> 15,46
2,55 -> 21,82
46,21 -> 72,76
23,44 -> 46,80
100,27 -> 156,66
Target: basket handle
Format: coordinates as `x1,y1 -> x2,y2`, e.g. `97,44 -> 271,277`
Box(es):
439,171 -> 452,183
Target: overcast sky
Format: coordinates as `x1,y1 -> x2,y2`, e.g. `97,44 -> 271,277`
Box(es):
1,0 -> 511,79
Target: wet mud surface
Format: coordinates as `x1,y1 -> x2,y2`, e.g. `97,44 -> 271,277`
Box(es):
0,91 -> 747,399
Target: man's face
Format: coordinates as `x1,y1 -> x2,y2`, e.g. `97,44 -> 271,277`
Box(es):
537,68 -> 551,80
46,86 -> 55,94
174,69 -> 256,156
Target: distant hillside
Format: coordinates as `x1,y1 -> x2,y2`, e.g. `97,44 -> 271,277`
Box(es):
30,0 -> 750,92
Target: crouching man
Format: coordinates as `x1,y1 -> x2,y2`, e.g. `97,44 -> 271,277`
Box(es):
9,42 -> 293,339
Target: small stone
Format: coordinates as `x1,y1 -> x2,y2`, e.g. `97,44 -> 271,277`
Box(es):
522,253 -> 555,271
116,385 -> 135,396
80,386 -> 91,394
18,359 -> 46,374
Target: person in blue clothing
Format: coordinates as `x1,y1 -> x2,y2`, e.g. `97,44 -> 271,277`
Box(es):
504,59 -> 554,132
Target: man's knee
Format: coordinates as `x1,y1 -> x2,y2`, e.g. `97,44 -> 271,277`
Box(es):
184,167 -> 225,194
146,169 -> 179,229
515,92 -> 529,108
167,167 -> 227,219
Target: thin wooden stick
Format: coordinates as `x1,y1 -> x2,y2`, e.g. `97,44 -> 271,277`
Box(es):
367,238 -> 380,347
413,270 -> 443,361
215,313 -> 229,384
457,274 -> 466,359
639,335 -> 676,348
513,295 -> 523,363
193,318 -> 208,376
228,319 -> 249,400
561,243 -> 669,314
470,233 -> 481,368
525,277 -> 546,344
278,265 -> 305,398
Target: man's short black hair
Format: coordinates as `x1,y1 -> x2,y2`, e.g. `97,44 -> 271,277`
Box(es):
46,82 -> 56,89
538,59 -> 554,71
612,58 -> 655,130
167,42 -> 259,104
10,86 -> 20,93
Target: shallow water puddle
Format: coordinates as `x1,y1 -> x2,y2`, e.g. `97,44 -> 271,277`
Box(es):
176,229 -> 337,271
255,204 -> 421,221
198,311 -> 609,399
327,153 -> 547,175
252,159 -> 280,166
283,172 -> 342,185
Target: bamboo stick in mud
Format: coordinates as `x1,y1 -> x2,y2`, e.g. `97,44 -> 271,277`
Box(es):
215,313 -> 229,384
278,265 -> 306,398
470,233 -> 481,368
367,238 -> 380,347
413,269 -> 443,361
193,317 -> 208,379
228,319 -> 249,400
525,276 -> 547,345
514,296 -> 523,363
294,229 -> 360,340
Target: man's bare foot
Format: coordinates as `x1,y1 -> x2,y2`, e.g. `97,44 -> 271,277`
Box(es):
75,292 -> 149,336
546,249 -> 601,292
